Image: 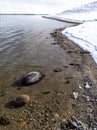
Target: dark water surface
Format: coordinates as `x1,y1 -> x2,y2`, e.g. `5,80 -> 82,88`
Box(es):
0,15 -> 73,70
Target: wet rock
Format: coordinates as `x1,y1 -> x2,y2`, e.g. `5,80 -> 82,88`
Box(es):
68,116 -> 85,130
52,42 -> 57,45
63,65 -> 68,68
65,80 -> 70,84
0,116 -> 10,125
41,91 -> 51,94
50,32 -> 54,35
67,49 -> 78,53
53,68 -> 62,73
13,94 -> 30,107
69,63 -> 75,66
21,71 -> 45,85
80,50 -> 90,54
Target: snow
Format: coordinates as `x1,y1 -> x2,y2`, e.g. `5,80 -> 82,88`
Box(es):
51,11 -> 97,23
49,1 -> 97,64
62,21 -> 97,63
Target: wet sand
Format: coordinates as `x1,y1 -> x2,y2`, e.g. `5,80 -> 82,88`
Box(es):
0,24 -> 97,130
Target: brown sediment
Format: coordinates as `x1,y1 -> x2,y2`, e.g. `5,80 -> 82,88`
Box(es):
0,26 -> 97,129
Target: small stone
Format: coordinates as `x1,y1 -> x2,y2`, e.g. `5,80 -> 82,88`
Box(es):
72,92 -> 78,99
11,117 -> 14,120
53,68 -> 61,73
52,42 -> 57,45
17,87 -> 22,90
80,50 -> 90,54
20,121 -> 26,128
69,63 -> 75,66
63,65 -> 68,68
61,119 -> 68,125
29,104 -> 33,107
85,82 -> 94,89
72,102 -> 77,107
54,113 -> 59,119
67,49 -> 77,53
42,91 -> 51,94
65,80 -> 69,84
14,94 -> 30,107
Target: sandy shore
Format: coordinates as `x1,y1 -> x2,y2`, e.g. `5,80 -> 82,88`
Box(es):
0,25 -> 97,130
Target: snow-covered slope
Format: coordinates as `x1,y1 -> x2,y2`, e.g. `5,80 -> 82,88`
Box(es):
50,1 -> 97,23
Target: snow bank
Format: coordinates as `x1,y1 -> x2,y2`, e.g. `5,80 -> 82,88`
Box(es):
62,21 -> 97,63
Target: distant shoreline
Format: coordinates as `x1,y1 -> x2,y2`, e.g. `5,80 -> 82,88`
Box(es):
0,14 -> 48,15
43,15 -> 82,24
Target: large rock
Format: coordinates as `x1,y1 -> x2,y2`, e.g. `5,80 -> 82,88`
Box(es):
21,71 -> 45,85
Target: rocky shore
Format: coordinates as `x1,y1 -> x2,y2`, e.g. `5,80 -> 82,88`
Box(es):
0,26 -> 97,130
51,28 -> 97,130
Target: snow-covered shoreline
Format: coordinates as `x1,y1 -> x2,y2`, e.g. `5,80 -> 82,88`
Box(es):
48,1 -> 97,64
62,21 -> 97,63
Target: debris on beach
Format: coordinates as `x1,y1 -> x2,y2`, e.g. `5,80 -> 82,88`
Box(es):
21,71 -> 45,85
20,121 -> 27,128
85,81 -> 94,89
69,63 -> 75,66
72,92 -> 78,99
13,94 -> 30,107
63,113 -> 70,119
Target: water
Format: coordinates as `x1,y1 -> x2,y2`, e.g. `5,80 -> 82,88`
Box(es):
0,15 -> 73,70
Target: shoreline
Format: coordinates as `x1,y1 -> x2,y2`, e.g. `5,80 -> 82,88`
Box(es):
43,16 -> 82,24
52,27 -> 97,129
0,18 -> 97,129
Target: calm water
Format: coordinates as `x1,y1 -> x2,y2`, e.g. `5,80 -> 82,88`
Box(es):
0,15 -> 73,70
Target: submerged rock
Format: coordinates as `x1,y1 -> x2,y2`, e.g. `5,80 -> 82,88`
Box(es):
0,116 -> 10,125
21,71 -> 45,85
80,50 -> 90,54
53,68 -> 62,73
14,94 -> 30,107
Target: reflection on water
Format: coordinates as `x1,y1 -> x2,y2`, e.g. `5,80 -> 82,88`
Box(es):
0,15 -> 73,69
